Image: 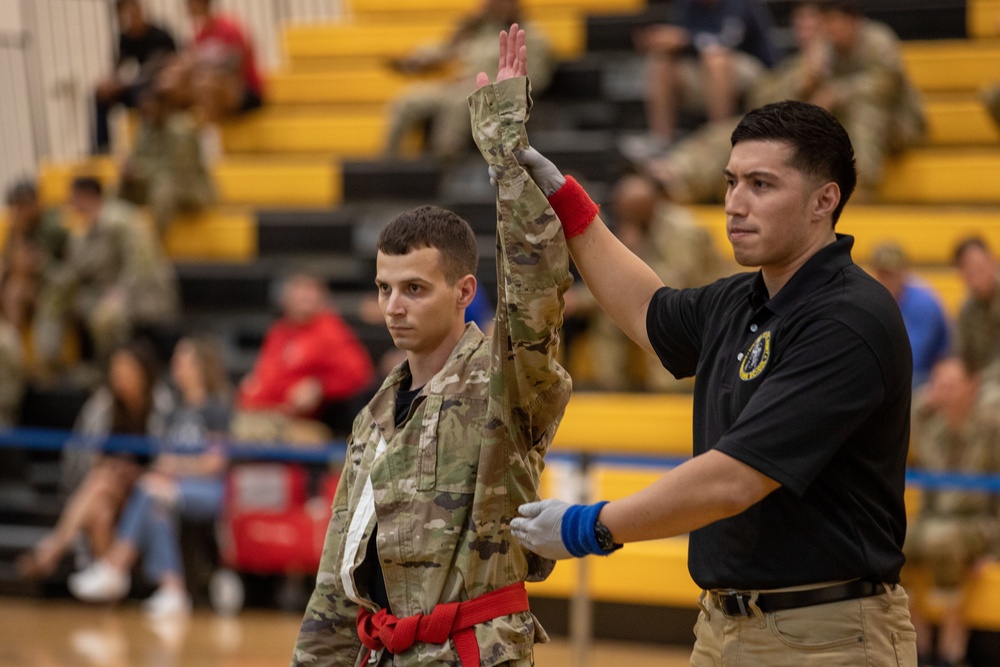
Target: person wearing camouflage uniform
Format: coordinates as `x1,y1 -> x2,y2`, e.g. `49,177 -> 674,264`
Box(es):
292,33 -> 571,666
953,237 -> 1000,384
904,358 -> 1000,667
33,177 -> 179,375
118,88 -> 215,237
383,0 -> 553,162
806,1 -> 926,200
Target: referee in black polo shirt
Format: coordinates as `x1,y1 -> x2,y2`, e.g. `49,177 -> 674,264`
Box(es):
505,96 -> 916,664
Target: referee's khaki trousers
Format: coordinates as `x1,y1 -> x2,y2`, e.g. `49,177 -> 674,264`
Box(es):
690,583 -> 916,666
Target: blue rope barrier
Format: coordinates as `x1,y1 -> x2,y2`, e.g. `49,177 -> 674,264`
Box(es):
3,427 -> 1000,491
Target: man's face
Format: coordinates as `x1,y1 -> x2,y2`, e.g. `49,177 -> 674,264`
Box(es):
724,140 -> 823,271
281,276 -> 326,323
117,1 -> 143,36
9,196 -> 40,233
375,246 -> 470,356
821,10 -> 858,53
69,189 -> 101,222
957,246 -> 999,302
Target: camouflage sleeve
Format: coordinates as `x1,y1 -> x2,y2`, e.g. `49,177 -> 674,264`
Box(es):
291,460 -> 362,667
115,206 -> 178,321
468,76 -> 573,442
828,26 -> 904,103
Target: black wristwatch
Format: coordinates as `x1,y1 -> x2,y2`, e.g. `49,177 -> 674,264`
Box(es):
594,518 -> 623,553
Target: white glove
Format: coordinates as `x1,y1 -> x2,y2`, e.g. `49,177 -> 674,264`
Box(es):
488,147 -> 567,197
515,147 -> 566,197
511,499 -> 573,560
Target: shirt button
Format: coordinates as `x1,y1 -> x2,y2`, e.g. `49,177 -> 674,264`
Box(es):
750,324 -> 758,333
737,353 -> 744,361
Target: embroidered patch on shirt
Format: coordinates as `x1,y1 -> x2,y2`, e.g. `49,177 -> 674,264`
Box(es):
740,331 -> 771,381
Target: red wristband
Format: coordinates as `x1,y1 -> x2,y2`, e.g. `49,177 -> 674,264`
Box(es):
547,176 -> 600,239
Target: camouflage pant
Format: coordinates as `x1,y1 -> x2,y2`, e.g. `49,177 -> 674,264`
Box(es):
663,116 -> 739,204
119,174 -> 213,236
384,82 -> 472,161
33,286 -> 130,369
588,310 -> 691,392
0,320 -> 24,427
904,514 -> 1000,591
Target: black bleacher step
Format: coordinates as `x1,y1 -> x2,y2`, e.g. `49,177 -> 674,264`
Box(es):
19,384 -> 90,430
532,130 -> 626,183
342,160 -> 443,202
177,263 -> 273,311
0,490 -> 62,527
256,209 -> 356,256
544,58 -> 603,100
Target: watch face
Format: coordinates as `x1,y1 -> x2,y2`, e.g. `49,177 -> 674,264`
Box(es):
594,520 -> 620,552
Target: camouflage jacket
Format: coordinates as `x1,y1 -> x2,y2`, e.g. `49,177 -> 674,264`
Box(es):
48,199 -> 178,323
292,77 -> 572,667
912,381 -> 1000,517
956,277 -> 1000,378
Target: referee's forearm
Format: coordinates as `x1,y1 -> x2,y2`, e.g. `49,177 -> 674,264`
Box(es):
567,218 -> 663,355
598,450 -> 781,544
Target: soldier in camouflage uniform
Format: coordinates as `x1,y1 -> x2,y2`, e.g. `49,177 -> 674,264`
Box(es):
118,88 -> 215,237
904,358 -> 1000,666
383,0 -> 553,162
953,237 -> 1000,384
292,27 -> 571,667
33,177 -> 179,376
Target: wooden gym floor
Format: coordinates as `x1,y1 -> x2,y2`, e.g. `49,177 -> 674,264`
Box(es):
0,597 -> 691,667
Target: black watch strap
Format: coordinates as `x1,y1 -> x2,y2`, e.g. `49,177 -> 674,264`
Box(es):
594,518 -> 622,553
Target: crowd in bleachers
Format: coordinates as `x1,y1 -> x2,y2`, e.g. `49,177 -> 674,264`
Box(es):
2,0 -> 1000,664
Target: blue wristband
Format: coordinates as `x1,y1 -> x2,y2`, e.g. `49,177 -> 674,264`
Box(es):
561,501 -> 612,557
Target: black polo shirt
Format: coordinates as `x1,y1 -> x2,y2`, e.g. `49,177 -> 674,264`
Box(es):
646,235 -> 912,590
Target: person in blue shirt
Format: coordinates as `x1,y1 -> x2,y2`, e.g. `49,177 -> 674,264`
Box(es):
870,242 -> 950,388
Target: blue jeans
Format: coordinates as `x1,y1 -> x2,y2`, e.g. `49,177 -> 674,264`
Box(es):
116,476 -> 224,583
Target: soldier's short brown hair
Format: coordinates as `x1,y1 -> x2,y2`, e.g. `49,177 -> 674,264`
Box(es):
377,206 -> 479,284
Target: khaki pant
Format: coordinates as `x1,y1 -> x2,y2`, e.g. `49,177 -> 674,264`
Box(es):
691,583 -> 917,666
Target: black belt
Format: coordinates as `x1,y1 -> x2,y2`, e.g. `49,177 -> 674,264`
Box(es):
713,579 -> 886,616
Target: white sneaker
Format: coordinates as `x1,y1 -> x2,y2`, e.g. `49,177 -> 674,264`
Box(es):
143,586 -> 192,618
68,561 -> 130,602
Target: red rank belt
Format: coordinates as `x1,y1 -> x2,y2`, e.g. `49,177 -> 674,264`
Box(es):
356,581 -> 530,666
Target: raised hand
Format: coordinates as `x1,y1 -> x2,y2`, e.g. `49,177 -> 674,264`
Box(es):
476,23 -> 527,89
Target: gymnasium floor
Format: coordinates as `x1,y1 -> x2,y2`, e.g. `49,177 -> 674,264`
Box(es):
0,598 -> 692,667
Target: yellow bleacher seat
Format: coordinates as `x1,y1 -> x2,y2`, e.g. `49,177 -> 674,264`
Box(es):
267,68 -> 419,106
284,16 -> 584,67
213,158 -> 341,207
162,209 -> 256,262
880,149 -> 1000,204
553,393 -> 694,456
904,40 -> 1000,92
968,0 -> 1000,38
347,0 -> 643,17
220,109 -> 387,155
925,96 -> 1000,145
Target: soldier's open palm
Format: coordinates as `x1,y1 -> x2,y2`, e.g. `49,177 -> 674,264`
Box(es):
476,23 -> 527,89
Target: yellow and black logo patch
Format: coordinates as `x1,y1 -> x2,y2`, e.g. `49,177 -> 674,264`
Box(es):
739,331 -> 771,381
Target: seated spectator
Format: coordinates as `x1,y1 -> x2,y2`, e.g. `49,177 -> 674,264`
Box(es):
567,175 -> 728,390
623,0 -> 779,161
118,86 -> 215,236
953,237 -> 1000,383
383,0 -> 553,162
804,0 -> 926,200
67,336 -> 232,617
641,0 -> 824,202
1,180 -> 67,329
32,177 -> 179,379
904,358 -> 1000,667
869,242 -> 950,389
93,0 -> 177,155
17,339 -> 171,580
232,273 -> 374,443
161,0 -> 263,128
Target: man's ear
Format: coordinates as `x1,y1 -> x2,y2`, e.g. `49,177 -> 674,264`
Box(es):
456,274 -> 477,309
812,182 -> 840,224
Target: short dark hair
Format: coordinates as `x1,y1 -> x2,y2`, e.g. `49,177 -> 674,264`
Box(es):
115,0 -> 139,9
731,100 -> 857,225
953,236 -> 992,265
5,179 -> 37,205
377,205 -> 478,284
70,176 -> 103,198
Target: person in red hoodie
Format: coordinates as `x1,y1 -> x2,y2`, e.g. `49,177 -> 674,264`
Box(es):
233,273 -> 374,444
